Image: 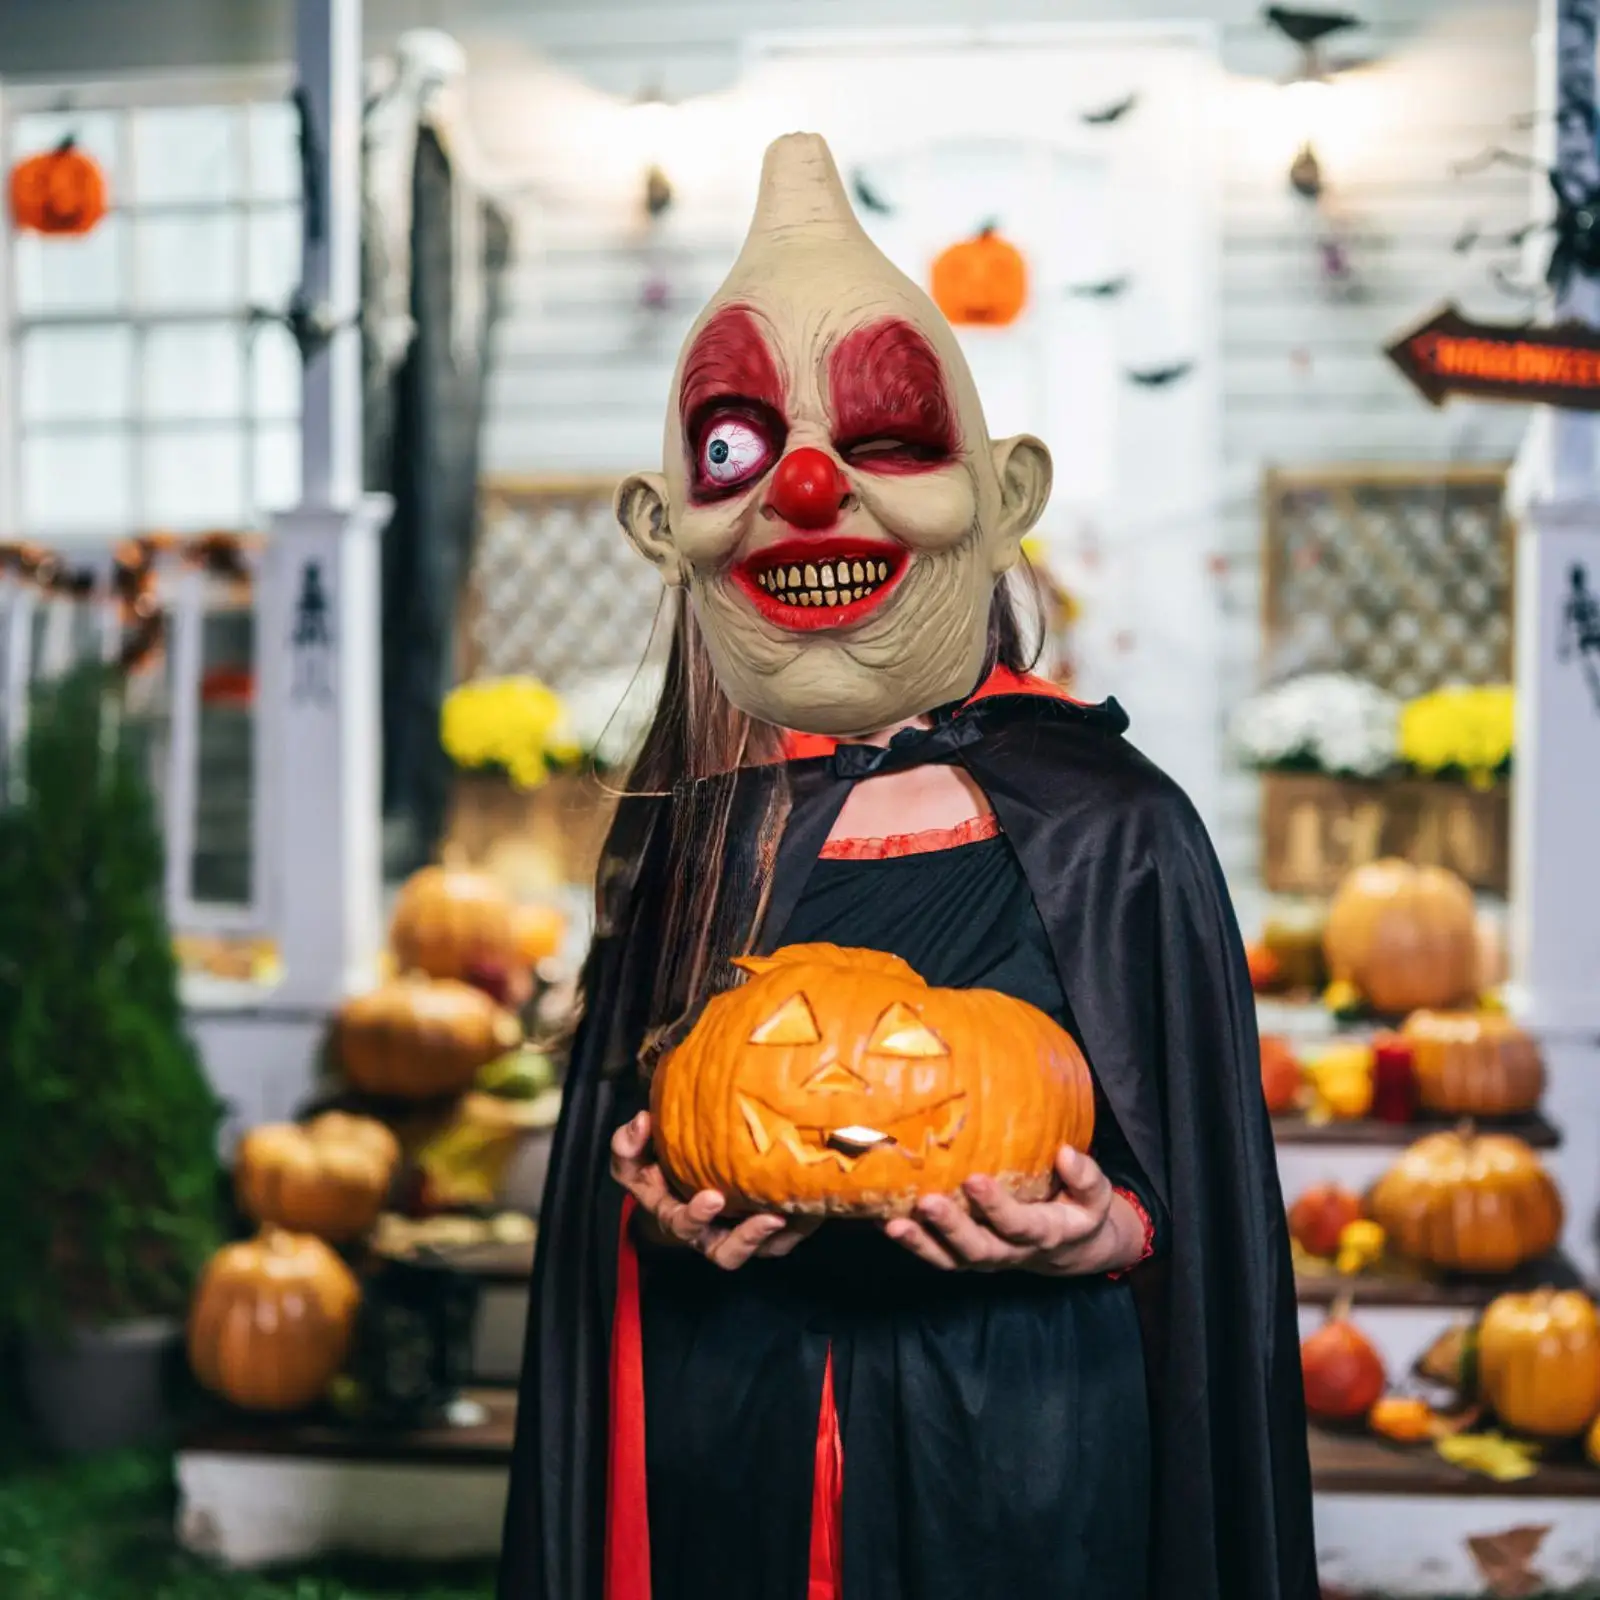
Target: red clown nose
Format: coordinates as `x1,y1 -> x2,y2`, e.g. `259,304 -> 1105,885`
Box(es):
765,447 -> 849,530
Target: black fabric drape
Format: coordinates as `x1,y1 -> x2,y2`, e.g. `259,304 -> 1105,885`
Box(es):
366,126 -> 511,875
499,691 -> 1318,1600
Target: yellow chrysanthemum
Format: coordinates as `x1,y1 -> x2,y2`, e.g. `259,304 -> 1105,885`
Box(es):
1398,684 -> 1513,787
440,676 -> 574,791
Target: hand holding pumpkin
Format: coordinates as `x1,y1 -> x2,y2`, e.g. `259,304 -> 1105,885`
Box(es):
884,1146 -> 1136,1275
611,1111 -> 818,1270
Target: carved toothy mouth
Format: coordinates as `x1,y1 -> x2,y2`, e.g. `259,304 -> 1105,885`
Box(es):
736,1093 -> 968,1171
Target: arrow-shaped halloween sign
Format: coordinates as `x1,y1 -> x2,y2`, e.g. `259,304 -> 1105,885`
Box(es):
1386,303 -> 1600,411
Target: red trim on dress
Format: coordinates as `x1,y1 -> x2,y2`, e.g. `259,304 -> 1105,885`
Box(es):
779,665 -> 1079,763
807,1348 -> 845,1600
1106,1186 -> 1156,1280
606,1195 -> 652,1600
819,811 -> 1002,860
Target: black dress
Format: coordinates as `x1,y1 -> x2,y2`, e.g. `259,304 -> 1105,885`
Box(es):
639,826 -> 1169,1600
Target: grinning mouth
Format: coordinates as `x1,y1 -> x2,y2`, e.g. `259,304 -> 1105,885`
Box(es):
736,1093 -> 967,1171
732,539 -> 907,631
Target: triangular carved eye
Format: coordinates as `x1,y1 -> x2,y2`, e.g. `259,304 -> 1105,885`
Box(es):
867,1002 -> 949,1058
749,991 -> 821,1045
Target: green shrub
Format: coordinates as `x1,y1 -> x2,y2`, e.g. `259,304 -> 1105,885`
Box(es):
0,662 -> 222,1333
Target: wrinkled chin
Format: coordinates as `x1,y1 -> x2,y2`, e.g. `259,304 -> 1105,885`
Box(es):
691,533 -> 995,738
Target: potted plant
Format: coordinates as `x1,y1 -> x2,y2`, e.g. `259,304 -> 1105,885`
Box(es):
0,662 -> 222,1453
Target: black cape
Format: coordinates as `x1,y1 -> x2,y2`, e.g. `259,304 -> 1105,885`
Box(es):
498,690 -> 1318,1600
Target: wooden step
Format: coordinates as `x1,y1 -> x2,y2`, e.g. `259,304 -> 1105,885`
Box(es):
1273,1111 -> 1562,1149
1296,1250 -> 1584,1309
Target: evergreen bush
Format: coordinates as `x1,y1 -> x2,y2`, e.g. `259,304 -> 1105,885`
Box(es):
0,662 -> 222,1333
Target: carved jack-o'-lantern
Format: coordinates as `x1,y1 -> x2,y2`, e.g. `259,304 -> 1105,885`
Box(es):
650,943 -> 1095,1218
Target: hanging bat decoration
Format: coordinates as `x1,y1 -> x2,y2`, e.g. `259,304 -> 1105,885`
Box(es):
1125,361 -> 1196,388
1066,275 -> 1132,299
1080,94 -> 1138,126
850,169 -> 893,215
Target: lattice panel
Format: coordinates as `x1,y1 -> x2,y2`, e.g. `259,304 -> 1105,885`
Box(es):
1262,465 -> 1513,700
461,478 -> 665,689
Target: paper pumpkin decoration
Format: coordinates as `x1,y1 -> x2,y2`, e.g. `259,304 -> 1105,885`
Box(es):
651,943 -> 1095,1218
929,224 -> 1028,327
9,138 -> 108,236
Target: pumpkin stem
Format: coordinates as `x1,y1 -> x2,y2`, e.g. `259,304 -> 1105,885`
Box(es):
976,218 -> 1001,239
1330,1290 -> 1355,1322
53,135 -> 77,155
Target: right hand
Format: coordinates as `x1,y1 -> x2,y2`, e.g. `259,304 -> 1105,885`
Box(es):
610,1111 -> 817,1270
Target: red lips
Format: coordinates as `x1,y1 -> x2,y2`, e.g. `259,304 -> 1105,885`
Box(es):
732,538 -> 907,632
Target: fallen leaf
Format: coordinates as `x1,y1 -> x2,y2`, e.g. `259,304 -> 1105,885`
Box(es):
1467,1523 -> 1550,1598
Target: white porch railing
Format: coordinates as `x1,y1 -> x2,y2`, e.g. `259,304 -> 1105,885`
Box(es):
0,533 -> 273,949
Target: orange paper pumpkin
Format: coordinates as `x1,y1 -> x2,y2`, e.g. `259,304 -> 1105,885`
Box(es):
651,943 -> 1094,1218
930,225 -> 1028,328
9,139 -> 108,236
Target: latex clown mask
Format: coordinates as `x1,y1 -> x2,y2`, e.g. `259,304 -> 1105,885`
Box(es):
616,133 -> 1053,738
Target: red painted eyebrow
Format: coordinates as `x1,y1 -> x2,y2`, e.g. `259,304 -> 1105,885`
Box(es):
678,304 -> 786,432
827,318 -> 959,454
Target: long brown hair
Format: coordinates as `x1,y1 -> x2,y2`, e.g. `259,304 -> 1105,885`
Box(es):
618,568 -> 1046,1072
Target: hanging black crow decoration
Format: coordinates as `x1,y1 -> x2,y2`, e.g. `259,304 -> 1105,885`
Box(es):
850,169 -> 893,216
1125,362 -> 1196,388
1080,93 -> 1139,126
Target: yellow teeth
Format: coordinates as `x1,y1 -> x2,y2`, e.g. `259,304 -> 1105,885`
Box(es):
754,558 -> 894,609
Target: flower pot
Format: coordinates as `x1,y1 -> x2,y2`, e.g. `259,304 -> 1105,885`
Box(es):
21,1316 -> 184,1455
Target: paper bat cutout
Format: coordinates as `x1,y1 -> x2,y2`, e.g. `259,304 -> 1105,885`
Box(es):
850,170 -> 893,215
1467,1524 -> 1551,1600
1080,93 -> 1138,126
1125,361 -> 1196,388
1066,275 -> 1132,299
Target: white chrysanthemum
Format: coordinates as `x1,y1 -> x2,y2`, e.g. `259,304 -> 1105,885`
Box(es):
561,665 -> 666,769
1231,673 -> 1399,777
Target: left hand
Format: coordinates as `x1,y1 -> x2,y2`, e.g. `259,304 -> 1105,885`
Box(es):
883,1146 -> 1142,1275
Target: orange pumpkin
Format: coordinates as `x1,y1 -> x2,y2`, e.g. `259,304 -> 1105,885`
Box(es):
1246,941 -> 1283,993
1367,1128 -> 1563,1274
1302,1305 -> 1387,1421
188,1229 -> 360,1412
929,225 -> 1029,327
1323,859 -> 1478,1015
1401,1011 -> 1545,1118
1368,1395 -> 1440,1443
337,975 -> 522,1100
1478,1289 -> 1600,1438
651,943 -> 1095,1218
390,865 -> 519,982
1289,1182 -> 1363,1259
234,1113 -> 400,1243
9,138 -> 108,236
511,901 -> 568,969
1260,1034 -> 1302,1115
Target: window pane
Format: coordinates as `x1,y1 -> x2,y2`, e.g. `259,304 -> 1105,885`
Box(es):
144,428 -> 246,526
145,324 -> 243,419
21,431 -> 132,532
135,214 -> 241,310
14,219 -> 125,314
251,322 -> 301,420
9,111 -> 121,186
193,608 -> 256,907
247,101 -> 300,201
247,206 -> 302,305
253,424 -> 300,517
20,326 -> 133,422
130,106 -> 241,204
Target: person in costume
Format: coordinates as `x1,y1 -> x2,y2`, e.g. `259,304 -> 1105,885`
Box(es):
500,133 -> 1317,1600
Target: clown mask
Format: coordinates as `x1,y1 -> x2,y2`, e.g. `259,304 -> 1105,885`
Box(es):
616,133 -> 1053,739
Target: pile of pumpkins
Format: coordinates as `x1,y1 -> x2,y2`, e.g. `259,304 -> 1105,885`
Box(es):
1303,1287 -> 1600,1477
1249,857 -> 1504,1018
186,864 -> 567,1416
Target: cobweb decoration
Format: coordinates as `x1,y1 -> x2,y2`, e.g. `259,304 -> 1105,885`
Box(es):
460,478 -> 666,691
1262,465 -> 1513,700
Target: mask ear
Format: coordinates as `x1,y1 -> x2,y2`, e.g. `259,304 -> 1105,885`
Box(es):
615,472 -> 685,587
988,434 -> 1053,574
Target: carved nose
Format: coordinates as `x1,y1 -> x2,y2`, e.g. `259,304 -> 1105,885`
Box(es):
765,447 -> 850,530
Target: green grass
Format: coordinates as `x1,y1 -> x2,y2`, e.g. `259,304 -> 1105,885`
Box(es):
0,1448 -> 495,1600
